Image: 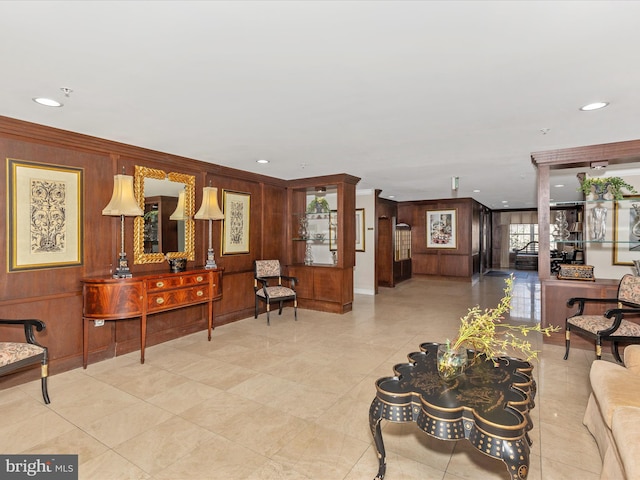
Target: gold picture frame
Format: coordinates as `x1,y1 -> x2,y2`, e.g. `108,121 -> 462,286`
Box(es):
356,208 -> 365,252
222,190 -> 250,255
613,195 -> 640,265
7,158 -> 83,272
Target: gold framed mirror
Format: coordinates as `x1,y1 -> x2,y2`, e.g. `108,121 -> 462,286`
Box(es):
133,165 -> 195,264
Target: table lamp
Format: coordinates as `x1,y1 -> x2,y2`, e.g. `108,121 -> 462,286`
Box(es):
102,169 -> 144,277
194,185 -> 224,269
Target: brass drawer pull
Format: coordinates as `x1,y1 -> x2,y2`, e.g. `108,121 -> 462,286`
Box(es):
156,297 -> 165,305
196,276 -> 204,282
156,281 -> 164,288
196,290 -> 204,297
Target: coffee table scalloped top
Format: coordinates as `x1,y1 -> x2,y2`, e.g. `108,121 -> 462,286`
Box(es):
375,342 -> 535,437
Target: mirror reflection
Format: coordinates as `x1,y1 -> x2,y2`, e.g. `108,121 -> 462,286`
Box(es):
133,166 -> 195,264
143,178 -> 185,254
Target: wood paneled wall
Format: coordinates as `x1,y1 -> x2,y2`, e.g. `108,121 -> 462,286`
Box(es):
397,197 -> 484,279
0,116 -> 293,384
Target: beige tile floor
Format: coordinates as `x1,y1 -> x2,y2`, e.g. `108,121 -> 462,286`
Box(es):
1,272 -> 605,479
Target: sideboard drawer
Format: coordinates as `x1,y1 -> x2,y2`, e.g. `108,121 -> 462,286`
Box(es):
146,272 -> 209,292
147,286 -> 210,312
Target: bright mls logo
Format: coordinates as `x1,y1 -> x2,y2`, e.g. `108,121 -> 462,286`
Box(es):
0,455 -> 78,479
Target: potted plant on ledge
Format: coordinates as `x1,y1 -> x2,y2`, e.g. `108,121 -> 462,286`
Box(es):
579,176 -> 637,201
438,276 -> 559,380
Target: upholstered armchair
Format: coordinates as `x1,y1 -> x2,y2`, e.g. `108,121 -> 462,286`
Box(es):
564,274 -> 640,362
0,319 -> 50,404
254,260 -> 298,325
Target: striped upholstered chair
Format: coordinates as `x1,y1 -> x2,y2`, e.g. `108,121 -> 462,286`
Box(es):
0,319 -> 50,403
254,260 -> 298,325
564,274 -> 640,363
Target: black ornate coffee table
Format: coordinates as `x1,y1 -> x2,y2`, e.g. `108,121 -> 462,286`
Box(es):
369,342 -> 535,480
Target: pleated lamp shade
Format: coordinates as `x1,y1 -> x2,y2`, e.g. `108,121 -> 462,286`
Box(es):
169,191 -> 188,220
102,174 -> 144,216
194,187 -> 224,220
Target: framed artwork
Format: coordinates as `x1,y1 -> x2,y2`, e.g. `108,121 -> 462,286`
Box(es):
7,158 -> 83,272
329,210 -> 338,251
222,190 -> 250,255
355,208 -> 365,252
613,195 -> 640,265
426,209 -> 457,249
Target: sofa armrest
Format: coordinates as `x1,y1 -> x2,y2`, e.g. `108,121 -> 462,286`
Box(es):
612,406 -> 640,480
624,345 -> 640,374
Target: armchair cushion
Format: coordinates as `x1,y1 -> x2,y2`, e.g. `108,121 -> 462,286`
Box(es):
0,342 -> 46,368
256,285 -> 296,299
569,315 -> 640,337
0,319 -> 50,404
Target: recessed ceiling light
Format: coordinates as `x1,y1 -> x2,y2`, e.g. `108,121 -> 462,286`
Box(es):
33,97 -> 62,107
473,189 -> 480,193
554,184 -> 565,188
256,159 -> 269,164
580,102 -> 609,111
501,200 -> 508,203
388,195 -> 395,199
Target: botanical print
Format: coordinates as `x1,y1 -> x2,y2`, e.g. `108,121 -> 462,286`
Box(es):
222,190 -> 250,255
31,178 -> 67,254
8,158 -> 83,271
229,197 -> 244,245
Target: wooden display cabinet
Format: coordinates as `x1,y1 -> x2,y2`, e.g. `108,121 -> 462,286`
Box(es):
394,223 -> 412,284
285,174 -> 360,314
532,139 -> 640,331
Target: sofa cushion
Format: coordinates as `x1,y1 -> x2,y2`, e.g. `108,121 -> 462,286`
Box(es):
611,406 -> 640,480
590,359 -> 640,428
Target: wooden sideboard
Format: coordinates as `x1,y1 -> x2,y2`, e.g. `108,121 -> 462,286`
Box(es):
82,268 -> 222,368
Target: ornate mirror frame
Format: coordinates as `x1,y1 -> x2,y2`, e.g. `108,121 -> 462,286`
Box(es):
133,165 -> 196,264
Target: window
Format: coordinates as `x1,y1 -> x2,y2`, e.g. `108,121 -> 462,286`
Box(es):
509,223 -> 538,251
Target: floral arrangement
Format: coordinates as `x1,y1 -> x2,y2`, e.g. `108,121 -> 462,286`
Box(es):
579,176 -> 637,201
445,276 -> 559,364
307,196 -> 330,213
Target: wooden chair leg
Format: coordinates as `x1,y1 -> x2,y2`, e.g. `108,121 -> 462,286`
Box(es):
612,342 -> 623,363
255,297 -> 259,319
596,340 -> 602,360
563,328 -> 570,360
294,299 -> 297,321
266,303 -> 271,326
279,301 -> 283,315
41,360 -> 50,404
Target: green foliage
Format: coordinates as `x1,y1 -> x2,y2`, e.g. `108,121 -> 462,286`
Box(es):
307,196 -> 330,213
448,276 -> 559,363
579,176 -> 637,200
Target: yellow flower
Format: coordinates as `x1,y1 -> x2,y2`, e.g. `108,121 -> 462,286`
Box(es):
448,275 -> 559,363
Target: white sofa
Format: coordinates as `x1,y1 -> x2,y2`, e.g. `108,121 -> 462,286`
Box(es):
584,345 -> 640,479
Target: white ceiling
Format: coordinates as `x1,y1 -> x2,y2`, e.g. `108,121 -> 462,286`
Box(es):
2,1 -> 640,209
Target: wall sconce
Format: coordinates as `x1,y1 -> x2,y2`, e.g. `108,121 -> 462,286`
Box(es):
194,186 -> 224,269
102,168 -> 144,278
451,176 -> 459,191
169,190 -> 187,221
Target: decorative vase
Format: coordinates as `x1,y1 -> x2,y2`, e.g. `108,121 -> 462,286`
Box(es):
436,344 -> 468,381
298,215 -> 309,240
589,206 -> 607,241
553,210 -> 570,241
167,258 -> 187,273
304,244 -> 314,266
